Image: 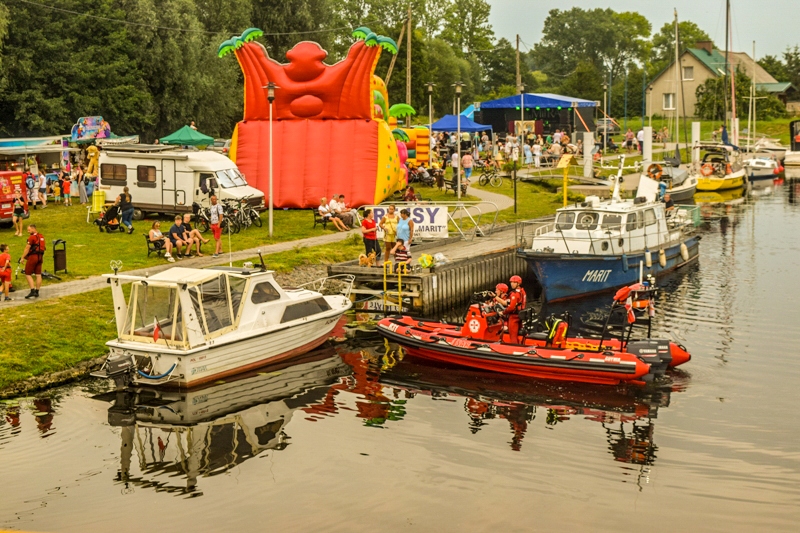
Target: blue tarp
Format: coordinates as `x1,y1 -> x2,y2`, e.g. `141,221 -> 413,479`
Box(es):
478,93 -> 597,109
430,114 -> 492,133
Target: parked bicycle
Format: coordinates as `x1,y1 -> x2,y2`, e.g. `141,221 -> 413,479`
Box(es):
478,164 -> 503,187
193,202 -> 237,235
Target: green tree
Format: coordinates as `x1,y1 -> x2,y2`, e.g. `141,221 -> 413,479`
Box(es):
533,8 -> 650,82
758,55 -> 789,82
441,0 -> 493,56
558,61 -> 604,103
695,69 -> 787,121
782,46 -> 800,90
650,21 -> 712,72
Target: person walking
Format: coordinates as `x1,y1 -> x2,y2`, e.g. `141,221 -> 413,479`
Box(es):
20,224 -> 45,299
208,195 -> 224,258
637,128 -> 645,154
0,244 -> 12,301
360,209 -> 380,258
461,152 -> 474,183
379,204 -> 399,259
77,166 -> 88,205
37,171 -> 47,209
118,186 -> 135,234
12,191 -> 26,237
625,128 -> 635,153
396,208 -> 414,248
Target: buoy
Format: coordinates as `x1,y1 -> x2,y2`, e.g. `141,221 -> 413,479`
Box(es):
645,250 -> 652,268
658,249 -> 667,268
680,243 -> 689,261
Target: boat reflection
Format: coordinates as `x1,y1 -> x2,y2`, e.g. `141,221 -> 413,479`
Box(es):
101,348 -> 350,496
376,354 -> 683,468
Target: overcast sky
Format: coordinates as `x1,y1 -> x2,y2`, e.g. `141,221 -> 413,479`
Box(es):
488,0 -> 795,59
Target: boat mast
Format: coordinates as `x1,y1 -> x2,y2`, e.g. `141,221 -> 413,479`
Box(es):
728,0 -> 738,145
674,9 -> 681,147
724,0 -> 729,134
751,41 -> 757,147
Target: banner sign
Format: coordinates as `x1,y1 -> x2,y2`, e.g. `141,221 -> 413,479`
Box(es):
71,116 -> 111,141
367,204 -> 449,240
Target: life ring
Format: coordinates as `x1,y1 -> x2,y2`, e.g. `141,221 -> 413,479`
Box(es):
701,164 -> 714,176
725,164 -> 732,175
647,163 -> 663,181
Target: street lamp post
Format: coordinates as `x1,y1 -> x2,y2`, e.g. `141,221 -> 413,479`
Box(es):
425,82 -> 435,156
453,82 -> 464,200
646,86 -> 653,128
602,82 -> 608,153
519,83 -> 525,145
263,82 -> 278,238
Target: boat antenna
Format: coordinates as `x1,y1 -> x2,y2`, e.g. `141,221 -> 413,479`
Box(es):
257,249 -> 267,271
610,155 -> 624,202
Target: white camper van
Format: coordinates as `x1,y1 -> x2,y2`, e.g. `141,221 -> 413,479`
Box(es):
97,146 -> 264,219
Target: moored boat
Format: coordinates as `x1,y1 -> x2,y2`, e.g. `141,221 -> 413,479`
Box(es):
642,163 -> 697,202
743,154 -> 782,181
517,157 -> 700,302
377,281 -> 690,386
694,146 -> 746,191
92,264 -> 353,389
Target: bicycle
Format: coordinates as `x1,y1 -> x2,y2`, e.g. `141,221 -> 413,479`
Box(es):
193,202 -> 237,235
479,164 -> 503,187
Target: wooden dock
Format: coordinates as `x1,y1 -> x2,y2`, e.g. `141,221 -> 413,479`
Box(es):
328,222 -> 549,315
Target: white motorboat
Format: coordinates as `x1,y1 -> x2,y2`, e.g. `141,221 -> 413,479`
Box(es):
743,154 -> 782,181
93,264 -> 353,389
784,120 -> 800,167
642,163 -> 697,202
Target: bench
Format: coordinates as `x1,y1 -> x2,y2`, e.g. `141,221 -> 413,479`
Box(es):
312,209 -> 328,229
144,234 -> 166,258
444,178 -> 468,195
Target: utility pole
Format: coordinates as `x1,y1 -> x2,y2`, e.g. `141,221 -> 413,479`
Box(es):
515,35 -> 522,91
384,22 -> 405,86
516,35 -> 522,141
406,5 -> 412,127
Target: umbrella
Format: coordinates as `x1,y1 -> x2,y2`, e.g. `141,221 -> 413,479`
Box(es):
159,125 -> 214,146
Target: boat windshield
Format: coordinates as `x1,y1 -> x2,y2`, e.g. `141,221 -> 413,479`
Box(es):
191,276 -> 234,335
215,169 -> 247,188
124,285 -> 184,342
601,214 -> 623,231
556,212 -> 575,230
575,212 -> 599,230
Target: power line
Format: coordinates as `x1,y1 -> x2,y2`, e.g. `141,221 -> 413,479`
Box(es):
12,0 -> 375,36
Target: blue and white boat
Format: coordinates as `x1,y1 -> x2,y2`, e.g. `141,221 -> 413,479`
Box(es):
517,161 -> 700,302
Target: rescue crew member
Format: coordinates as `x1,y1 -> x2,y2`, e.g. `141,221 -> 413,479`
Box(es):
504,275 -> 527,343
20,224 -> 45,299
493,283 -> 509,307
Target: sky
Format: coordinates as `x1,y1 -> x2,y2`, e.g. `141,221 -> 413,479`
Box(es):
488,0 -> 795,59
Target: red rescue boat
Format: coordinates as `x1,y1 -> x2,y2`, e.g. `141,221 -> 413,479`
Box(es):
377,280 -> 690,386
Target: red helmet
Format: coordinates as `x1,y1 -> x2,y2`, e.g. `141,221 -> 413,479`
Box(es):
495,283 -> 508,293
510,275 -> 522,283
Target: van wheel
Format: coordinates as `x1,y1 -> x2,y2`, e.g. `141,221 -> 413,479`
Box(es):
132,208 -> 144,220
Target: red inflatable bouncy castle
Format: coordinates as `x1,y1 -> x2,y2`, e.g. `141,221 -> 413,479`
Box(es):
219,28 -> 406,208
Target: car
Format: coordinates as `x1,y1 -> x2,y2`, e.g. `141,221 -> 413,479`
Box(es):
596,118 -> 620,135
207,138 -> 232,155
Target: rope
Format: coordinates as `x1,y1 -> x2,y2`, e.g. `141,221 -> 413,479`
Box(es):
137,363 -> 177,380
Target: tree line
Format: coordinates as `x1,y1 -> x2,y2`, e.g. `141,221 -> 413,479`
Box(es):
0,2 -> 796,141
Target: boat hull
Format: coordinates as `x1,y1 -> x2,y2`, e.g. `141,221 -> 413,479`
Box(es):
518,236 -> 700,302
696,175 -> 745,191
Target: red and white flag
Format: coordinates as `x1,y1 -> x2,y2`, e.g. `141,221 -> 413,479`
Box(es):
153,319 -> 162,342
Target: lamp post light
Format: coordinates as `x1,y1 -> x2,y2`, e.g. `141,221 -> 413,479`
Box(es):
263,82 -> 278,238
425,82 -> 435,151
646,85 -> 653,128
453,81 -> 464,200
602,82 -> 608,153
519,83 -> 525,145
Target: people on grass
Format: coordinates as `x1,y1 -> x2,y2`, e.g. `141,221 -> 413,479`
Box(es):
319,197 -> 348,232
12,190 -> 26,237
168,215 -> 191,258
118,186 -> 135,234
209,195 -> 225,257
149,221 -> 175,262
20,224 -> 45,299
183,213 -> 209,256
0,244 -> 12,301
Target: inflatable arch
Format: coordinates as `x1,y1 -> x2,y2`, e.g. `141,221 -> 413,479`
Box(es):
219,28 -> 406,208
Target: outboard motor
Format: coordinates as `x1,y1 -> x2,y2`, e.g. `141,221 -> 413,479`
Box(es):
91,354 -> 135,391
626,340 -> 671,379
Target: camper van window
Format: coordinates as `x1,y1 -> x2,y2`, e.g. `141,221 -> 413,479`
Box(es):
100,164 -> 127,186
137,165 -> 157,188
215,170 -> 237,189
644,209 -> 657,226
251,282 -> 281,304
227,169 -> 247,186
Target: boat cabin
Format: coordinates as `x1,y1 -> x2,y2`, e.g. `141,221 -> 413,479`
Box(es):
106,267 -> 338,351
700,147 -> 742,176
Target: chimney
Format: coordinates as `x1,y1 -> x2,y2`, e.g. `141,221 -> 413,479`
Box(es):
696,41 -> 713,54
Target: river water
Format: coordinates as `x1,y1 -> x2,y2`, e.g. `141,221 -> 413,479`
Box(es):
2,181 -> 799,532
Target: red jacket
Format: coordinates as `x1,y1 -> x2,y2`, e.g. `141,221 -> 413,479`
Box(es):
505,288 -> 526,315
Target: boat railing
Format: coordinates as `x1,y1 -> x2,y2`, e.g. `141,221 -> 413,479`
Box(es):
515,216 -> 556,249
297,274 -> 356,298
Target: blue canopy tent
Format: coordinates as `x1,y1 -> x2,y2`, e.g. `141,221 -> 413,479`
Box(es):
430,114 -> 492,133
476,93 -> 597,135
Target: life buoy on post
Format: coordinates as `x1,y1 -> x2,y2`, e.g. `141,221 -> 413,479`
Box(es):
647,163 -> 663,181
701,164 -> 714,176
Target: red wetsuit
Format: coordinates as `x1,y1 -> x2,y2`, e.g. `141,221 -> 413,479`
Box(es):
504,287 -> 527,343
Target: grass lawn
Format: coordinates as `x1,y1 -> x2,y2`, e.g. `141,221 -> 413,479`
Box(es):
0,204 -> 350,287
630,116 -> 794,145
471,179 -> 566,224
0,235 -> 364,392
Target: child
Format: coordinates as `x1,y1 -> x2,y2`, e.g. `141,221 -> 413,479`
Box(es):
54,175 -> 63,204
0,244 -> 12,301
391,238 -> 412,273
62,172 -> 72,206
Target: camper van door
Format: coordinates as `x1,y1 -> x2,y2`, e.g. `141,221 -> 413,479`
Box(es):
162,159 -> 176,207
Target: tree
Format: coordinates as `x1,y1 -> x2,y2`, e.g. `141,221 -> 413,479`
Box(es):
651,21 -> 712,72
758,55 -> 789,82
695,69 -> 787,121
532,8 -> 650,83
441,0 -> 493,56
782,46 -> 800,90
558,62 -> 604,104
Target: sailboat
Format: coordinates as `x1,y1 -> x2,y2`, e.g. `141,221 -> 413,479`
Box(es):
743,41 -> 785,180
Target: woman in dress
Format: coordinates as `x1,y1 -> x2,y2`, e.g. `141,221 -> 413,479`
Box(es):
77,166 -> 89,205
379,204 -> 399,259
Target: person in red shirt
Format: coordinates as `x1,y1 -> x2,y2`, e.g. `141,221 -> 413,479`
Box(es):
504,275 -> 527,343
21,224 -> 45,299
0,244 -> 12,301
360,208 -> 380,258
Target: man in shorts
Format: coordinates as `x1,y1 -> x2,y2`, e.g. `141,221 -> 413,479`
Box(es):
209,195 -> 224,258
168,215 -> 190,258
21,224 -> 45,299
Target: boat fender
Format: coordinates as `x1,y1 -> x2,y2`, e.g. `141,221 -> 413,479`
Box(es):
658,249 -> 667,268
644,250 -> 652,268
621,253 -> 628,272
680,243 -> 689,261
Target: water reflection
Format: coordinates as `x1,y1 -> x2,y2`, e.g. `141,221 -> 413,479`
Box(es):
100,348 -> 350,496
